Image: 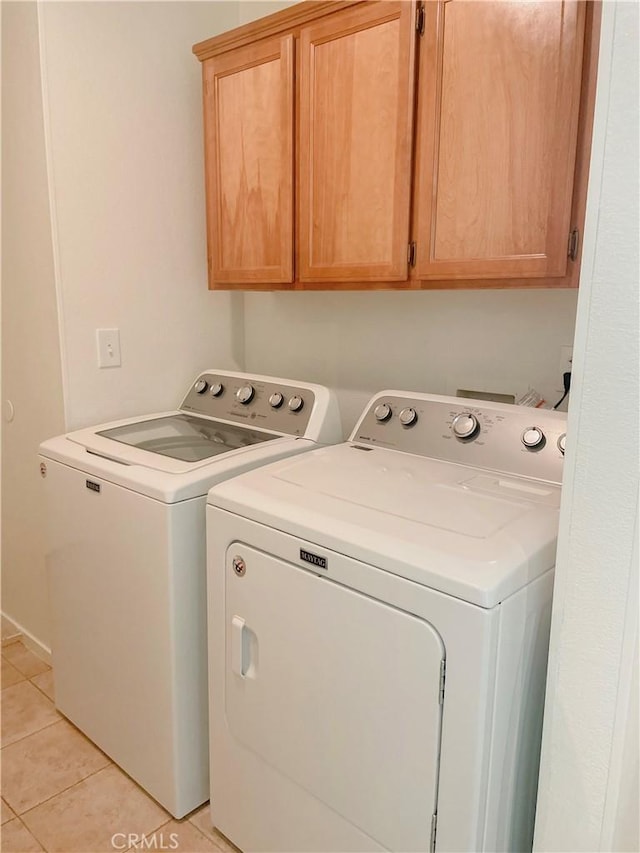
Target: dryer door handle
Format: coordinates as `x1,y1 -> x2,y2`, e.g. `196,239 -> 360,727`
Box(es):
231,615 -> 248,677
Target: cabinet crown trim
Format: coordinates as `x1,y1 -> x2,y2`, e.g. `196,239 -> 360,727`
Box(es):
193,0 -> 363,61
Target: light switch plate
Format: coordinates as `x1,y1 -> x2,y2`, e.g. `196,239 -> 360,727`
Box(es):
97,329 -> 121,368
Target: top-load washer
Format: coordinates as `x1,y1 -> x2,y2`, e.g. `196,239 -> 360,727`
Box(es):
205,391 -> 567,852
39,369 -> 341,818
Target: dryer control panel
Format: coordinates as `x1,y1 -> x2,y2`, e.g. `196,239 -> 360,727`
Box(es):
180,372 -> 316,437
351,392 -> 567,485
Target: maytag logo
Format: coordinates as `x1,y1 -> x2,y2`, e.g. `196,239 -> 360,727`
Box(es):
86,480 -> 101,493
300,549 -> 327,570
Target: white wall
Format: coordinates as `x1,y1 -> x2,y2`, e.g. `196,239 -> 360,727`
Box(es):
238,4 -> 579,437
39,0 -> 243,430
534,2 -> 639,850
1,1 -> 244,648
237,0 -> 296,25
1,1 -> 66,648
244,289 -> 579,435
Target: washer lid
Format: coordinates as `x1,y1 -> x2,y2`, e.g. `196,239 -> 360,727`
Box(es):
58,411 -> 285,476
40,410 -> 316,502
95,413 -> 278,463
207,443 -> 562,608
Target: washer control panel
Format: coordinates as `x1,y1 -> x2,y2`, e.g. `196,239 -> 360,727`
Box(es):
180,373 -> 316,436
351,393 -> 567,484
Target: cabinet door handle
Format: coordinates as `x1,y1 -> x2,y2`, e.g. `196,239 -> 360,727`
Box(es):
231,615 -> 248,677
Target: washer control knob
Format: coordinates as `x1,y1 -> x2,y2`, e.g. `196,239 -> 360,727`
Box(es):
194,379 -> 208,394
452,412 -> 480,440
269,392 -> 284,409
557,433 -> 567,455
236,384 -> 255,405
399,407 -> 418,427
522,426 -> 545,449
288,395 -> 304,413
210,382 -> 224,397
374,403 -> 392,422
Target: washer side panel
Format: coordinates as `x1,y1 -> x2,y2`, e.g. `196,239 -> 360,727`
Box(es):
42,458 -> 182,811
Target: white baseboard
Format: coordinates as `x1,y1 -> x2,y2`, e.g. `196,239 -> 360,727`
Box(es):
1,611 -> 52,665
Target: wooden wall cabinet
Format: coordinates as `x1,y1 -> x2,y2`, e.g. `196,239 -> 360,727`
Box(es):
414,0 -> 587,282
193,0 -> 598,291
202,35 -> 294,285
298,2 -> 416,283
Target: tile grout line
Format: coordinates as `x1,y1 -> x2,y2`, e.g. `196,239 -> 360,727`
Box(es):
8,814 -> 49,853
176,817 -> 232,853
1,663 -> 52,684
192,825 -> 233,853
1,673 -> 58,752
186,814 -> 236,853
3,665 -> 52,681
7,770 -> 224,852
0,809 -> 49,853
4,651 -> 184,853
28,673 -> 55,702
2,640 -> 52,670
2,644 -> 156,853
17,764 -> 174,851
16,762 -> 115,823
1,718 -> 62,751
156,815 -> 233,853
122,818 -> 231,853
3,700 -> 172,822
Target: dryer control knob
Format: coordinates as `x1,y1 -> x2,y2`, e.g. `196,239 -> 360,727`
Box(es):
269,392 -> 284,409
399,407 -> 418,427
288,395 -> 304,413
194,379 -> 208,394
210,382 -> 224,397
522,426 -> 545,449
236,385 -> 255,405
374,403 -> 392,423
557,433 -> 567,455
452,412 -> 480,440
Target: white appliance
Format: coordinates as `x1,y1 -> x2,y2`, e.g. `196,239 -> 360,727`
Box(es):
206,392 -> 567,852
39,370 -> 341,818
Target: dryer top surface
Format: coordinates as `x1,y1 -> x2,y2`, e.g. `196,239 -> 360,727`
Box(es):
208,441 -> 562,607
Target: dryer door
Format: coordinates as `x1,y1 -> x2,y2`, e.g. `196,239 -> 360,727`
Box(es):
224,543 -> 445,852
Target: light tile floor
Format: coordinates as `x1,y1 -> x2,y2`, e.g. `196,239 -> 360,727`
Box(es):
1,640 -> 238,853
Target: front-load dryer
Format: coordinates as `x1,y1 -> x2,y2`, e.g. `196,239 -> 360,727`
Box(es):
39,370 -> 341,818
205,391 -> 567,852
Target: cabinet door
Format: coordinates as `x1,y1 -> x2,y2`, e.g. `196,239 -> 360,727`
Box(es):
203,36 -> 294,286
298,2 -> 416,283
414,1 -> 586,281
